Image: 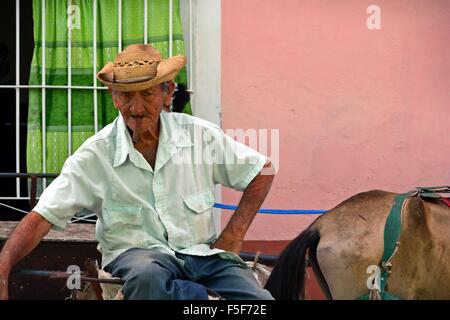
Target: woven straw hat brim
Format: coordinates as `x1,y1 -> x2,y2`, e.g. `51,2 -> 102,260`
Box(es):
96,55 -> 186,92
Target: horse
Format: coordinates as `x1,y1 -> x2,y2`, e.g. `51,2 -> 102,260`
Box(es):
264,189 -> 450,300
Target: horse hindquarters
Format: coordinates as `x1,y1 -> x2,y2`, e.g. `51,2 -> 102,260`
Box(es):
267,190 -> 450,300
314,191 -> 396,299
266,190 -> 396,300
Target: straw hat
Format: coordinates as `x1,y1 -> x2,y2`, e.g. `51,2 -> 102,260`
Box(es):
96,44 -> 186,92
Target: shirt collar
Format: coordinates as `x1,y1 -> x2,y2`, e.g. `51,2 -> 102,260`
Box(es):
113,112 -> 193,171
113,114 -> 133,168
154,112 -> 193,172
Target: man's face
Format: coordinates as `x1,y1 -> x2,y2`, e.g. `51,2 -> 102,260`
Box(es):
111,83 -> 174,135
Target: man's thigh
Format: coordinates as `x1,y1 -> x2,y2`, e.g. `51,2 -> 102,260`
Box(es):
103,248 -> 195,299
104,248 -> 184,280
195,256 -> 274,300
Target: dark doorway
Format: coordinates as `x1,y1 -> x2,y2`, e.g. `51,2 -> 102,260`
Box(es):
0,0 -> 34,220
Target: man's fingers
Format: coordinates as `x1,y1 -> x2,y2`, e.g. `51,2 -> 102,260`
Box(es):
0,277 -> 8,300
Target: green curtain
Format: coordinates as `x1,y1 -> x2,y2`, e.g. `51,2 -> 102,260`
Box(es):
27,0 -> 190,174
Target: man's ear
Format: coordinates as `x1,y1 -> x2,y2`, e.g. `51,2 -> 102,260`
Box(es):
163,81 -> 176,107
168,81 -> 176,91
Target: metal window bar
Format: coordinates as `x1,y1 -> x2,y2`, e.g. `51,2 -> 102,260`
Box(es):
0,197 -> 36,200
169,0 -> 173,57
41,0 -> 47,190
68,0 -> 73,157
0,173 -> 57,210
1,0 -> 185,203
118,0 -> 122,51
189,0 -> 193,94
15,0 -> 20,197
0,85 -> 108,90
144,0 -> 148,44
0,173 -> 97,223
93,0 -> 98,133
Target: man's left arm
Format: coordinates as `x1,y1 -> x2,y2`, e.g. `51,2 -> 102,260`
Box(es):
211,160 -> 275,254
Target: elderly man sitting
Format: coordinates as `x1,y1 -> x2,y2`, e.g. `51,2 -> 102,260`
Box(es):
0,44 -> 275,300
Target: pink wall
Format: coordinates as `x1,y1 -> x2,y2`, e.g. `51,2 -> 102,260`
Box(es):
221,0 -> 450,240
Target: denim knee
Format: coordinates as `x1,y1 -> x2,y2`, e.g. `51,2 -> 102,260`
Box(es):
122,261 -> 171,299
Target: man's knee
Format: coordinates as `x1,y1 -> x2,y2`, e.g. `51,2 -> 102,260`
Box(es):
122,261 -> 173,299
126,260 -> 169,284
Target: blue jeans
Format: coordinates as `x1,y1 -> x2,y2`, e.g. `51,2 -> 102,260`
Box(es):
103,248 -> 274,300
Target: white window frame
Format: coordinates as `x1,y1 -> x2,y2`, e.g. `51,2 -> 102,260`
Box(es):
1,0 -> 222,204
181,0 -> 221,126
181,0 -> 222,232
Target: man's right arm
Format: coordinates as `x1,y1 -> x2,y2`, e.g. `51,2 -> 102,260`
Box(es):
0,211 -> 52,300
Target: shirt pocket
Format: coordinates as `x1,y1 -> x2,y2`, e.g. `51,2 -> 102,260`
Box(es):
104,204 -> 143,227
182,190 -> 216,245
183,190 -> 215,214
101,204 -> 145,250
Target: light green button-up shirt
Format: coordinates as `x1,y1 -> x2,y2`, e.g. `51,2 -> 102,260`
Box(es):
34,112 -> 266,268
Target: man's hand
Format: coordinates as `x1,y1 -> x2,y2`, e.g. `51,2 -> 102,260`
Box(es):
210,236 -> 243,255
0,272 -> 8,300
212,160 -> 275,254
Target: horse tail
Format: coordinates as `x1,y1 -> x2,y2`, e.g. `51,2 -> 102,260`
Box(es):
264,225 -> 328,300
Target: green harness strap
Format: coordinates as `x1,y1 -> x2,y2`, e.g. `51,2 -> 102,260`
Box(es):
358,192 -> 412,300
382,192 -> 411,263
358,186 -> 450,300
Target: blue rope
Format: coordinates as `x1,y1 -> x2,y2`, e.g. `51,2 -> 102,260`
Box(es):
213,203 -> 327,214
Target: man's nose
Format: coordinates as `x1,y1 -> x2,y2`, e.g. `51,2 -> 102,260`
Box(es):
129,96 -> 147,114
